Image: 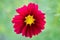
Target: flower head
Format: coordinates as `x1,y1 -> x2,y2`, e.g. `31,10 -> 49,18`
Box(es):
12,3 -> 46,38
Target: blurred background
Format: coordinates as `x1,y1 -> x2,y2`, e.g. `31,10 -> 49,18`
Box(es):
0,0 -> 60,40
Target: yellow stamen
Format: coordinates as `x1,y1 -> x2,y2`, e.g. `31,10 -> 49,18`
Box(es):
24,15 -> 35,26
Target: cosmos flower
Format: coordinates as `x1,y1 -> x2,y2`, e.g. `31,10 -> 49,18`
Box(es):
12,3 -> 46,38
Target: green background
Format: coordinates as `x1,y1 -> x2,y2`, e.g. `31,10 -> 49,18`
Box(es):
0,0 -> 60,40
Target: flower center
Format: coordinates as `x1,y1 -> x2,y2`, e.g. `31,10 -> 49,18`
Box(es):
24,15 -> 35,26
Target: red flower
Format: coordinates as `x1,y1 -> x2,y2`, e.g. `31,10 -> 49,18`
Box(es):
12,3 -> 46,38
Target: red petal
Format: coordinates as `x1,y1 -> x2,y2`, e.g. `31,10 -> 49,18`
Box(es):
14,24 -> 25,34
28,3 -> 38,13
16,5 -> 28,16
22,26 -> 27,36
13,15 -> 24,20
32,24 -> 41,35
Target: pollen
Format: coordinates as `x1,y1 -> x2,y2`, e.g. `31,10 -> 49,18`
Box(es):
24,15 -> 35,26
